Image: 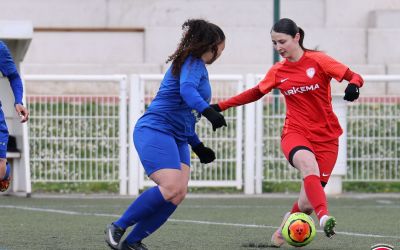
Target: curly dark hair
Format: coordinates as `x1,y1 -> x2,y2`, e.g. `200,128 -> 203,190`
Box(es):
166,19 -> 225,76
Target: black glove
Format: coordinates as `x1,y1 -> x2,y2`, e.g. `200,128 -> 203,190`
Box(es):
192,143 -> 216,164
210,103 -> 222,112
344,83 -> 360,102
202,107 -> 227,131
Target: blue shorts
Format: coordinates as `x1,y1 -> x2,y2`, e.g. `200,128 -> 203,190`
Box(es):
0,106 -> 9,159
133,126 -> 190,176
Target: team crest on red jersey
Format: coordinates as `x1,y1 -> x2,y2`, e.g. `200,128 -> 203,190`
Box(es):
306,67 -> 315,78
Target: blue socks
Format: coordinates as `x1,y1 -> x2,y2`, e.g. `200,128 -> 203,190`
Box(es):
114,186 -> 179,244
114,186 -> 168,229
125,201 -> 177,244
1,162 -> 10,180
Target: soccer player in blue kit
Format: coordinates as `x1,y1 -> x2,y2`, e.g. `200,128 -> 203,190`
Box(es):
105,19 -> 227,250
0,41 -> 29,192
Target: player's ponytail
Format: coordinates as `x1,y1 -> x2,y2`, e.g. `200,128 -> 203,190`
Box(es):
166,19 -> 225,76
298,27 -> 306,51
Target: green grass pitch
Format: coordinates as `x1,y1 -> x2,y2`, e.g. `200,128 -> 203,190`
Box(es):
0,194 -> 399,249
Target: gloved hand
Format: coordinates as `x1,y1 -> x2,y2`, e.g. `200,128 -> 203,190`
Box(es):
343,83 -> 360,102
210,103 -> 222,112
192,143 -> 216,164
201,107 -> 227,131
0,178 -> 10,192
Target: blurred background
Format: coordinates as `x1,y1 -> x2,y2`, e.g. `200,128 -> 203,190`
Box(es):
1,0 -> 400,93
0,1 -> 399,249
0,0 -> 399,196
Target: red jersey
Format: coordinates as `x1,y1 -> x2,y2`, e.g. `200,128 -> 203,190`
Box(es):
258,51 -> 348,142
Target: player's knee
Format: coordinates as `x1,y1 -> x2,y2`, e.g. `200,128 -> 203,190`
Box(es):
172,190 -> 187,205
161,187 -> 179,201
175,184 -> 188,202
298,199 -> 313,214
297,197 -> 314,214
293,154 -> 319,177
161,183 -> 185,202
297,163 -> 319,177
178,188 -> 188,203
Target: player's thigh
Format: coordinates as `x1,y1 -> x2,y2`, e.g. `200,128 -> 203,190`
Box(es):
151,164 -> 190,190
150,168 -> 182,188
314,139 -> 339,184
281,133 -> 314,166
281,133 -> 319,176
293,151 -> 320,178
180,163 -> 190,187
133,127 -> 181,176
177,141 -> 191,186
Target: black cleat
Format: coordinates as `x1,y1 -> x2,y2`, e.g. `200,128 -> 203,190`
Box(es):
105,223 -> 126,249
119,240 -> 148,250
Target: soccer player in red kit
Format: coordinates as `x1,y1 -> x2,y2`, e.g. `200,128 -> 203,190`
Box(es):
211,18 -> 363,246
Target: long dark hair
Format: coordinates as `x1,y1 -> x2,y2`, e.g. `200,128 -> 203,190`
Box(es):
271,18 -> 310,51
166,19 -> 225,76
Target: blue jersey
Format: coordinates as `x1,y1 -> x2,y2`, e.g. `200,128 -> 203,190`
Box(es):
136,56 -> 211,143
0,41 -> 23,105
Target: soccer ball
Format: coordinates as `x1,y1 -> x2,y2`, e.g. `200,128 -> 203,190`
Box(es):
282,212 -> 316,247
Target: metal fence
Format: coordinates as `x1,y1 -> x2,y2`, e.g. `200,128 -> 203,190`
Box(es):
25,75 -> 128,194
346,96 -> 400,181
24,74 -> 400,195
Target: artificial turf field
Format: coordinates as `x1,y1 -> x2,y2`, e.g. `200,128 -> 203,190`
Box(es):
0,194 -> 399,250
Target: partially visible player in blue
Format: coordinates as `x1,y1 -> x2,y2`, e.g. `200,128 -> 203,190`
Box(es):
0,40 -> 29,192
105,19 -> 227,250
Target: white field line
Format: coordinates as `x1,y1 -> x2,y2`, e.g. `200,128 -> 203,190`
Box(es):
181,205 -> 400,209
0,205 -> 399,240
22,204 -> 400,209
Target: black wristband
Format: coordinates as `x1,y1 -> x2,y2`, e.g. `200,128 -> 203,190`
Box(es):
210,103 -> 222,112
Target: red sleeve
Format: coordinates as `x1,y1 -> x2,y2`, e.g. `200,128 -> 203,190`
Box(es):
218,85 -> 264,111
217,65 -> 279,111
258,66 -> 279,94
309,52 -> 348,82
342,68 -> 364,87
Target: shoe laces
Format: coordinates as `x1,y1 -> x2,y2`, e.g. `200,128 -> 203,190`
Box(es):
113,227 -> 125,241
113,224 -> 125,242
